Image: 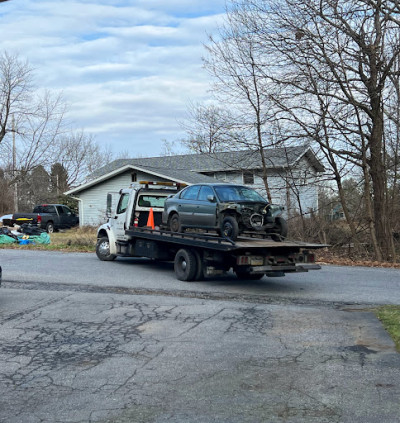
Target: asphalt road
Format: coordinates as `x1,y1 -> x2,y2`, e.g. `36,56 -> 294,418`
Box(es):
0,249 -> 400,422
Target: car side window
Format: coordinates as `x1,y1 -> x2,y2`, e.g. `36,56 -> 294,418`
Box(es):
180,185 -> 200,200
198,186 -> 214,201
117,193 -> 130,214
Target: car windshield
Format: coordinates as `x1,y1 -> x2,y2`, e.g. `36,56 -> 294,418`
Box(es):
214,186 -> 267,203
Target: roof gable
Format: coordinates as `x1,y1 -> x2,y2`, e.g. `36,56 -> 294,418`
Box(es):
65,164 -> 216,195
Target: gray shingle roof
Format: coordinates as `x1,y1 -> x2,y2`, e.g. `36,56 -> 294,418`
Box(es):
136,166 -> 216,184
90,145 -> 323,181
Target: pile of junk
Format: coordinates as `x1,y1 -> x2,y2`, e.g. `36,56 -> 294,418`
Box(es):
0,223 -> 50,245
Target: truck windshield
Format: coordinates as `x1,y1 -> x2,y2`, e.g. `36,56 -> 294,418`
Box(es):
137,195 -> 167,208
214,186 -> 267,203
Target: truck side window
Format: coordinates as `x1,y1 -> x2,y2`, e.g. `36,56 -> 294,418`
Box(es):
42,205 -> 56,213
56,206 -> 65,214
117,193 -> 130,214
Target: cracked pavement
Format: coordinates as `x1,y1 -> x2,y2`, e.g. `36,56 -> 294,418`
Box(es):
0,250 -> 400,422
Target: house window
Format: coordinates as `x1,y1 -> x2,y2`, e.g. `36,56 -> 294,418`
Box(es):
243,172 -> 254,185
214,172 -> 227,181
131,172 -> 137,182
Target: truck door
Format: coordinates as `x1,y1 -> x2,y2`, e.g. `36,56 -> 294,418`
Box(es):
61,206 -> 77,228
113,193 -> 130,240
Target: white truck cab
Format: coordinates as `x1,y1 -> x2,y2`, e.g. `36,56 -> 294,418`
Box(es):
97,181 -> 184,260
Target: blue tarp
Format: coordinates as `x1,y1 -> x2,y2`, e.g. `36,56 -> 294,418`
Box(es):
0,232 -> 50,245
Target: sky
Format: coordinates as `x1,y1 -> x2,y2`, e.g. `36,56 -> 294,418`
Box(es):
0,0 -> 226,157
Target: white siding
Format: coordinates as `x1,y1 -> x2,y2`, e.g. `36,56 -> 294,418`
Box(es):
74,171 -> 172,226
211,157 -> 319,217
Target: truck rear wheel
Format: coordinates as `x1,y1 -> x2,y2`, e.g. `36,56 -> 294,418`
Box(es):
96,237 -> 116,261
46,222 -> 55,233
193,250 -> 204,281
174,248 -> 197,281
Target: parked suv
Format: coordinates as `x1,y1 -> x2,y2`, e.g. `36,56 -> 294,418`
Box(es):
162,183 -> 287,241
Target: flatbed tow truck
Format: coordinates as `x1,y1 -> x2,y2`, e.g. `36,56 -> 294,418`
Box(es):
96,182 -> 324,281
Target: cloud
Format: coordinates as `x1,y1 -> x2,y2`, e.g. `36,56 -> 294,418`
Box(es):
0,0 -> 226,157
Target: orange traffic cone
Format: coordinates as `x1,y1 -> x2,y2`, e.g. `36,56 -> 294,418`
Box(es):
146,207 -> 155,229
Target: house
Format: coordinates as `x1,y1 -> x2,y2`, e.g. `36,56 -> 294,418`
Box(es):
65,144 -> 324,226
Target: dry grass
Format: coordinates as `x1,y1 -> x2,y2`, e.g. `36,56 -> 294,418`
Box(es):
374,306 -> 400,352
49,226 -> 98,251
0,226 -> 98,252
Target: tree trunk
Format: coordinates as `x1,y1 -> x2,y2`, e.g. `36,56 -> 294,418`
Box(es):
369,110 -> 392,261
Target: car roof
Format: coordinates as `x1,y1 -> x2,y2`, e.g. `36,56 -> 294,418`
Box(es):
186,183 -> 247,188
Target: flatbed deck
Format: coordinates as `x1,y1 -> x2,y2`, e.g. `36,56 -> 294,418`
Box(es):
125,227 -> 326,252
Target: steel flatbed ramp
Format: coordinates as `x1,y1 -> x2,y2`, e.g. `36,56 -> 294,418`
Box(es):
126,227 -> 326,251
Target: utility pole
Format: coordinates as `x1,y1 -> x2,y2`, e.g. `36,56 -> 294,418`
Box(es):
12,115 -> 18,212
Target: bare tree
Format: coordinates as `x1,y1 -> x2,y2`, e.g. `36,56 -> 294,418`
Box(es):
56,130 -> 114,187
225,0 -> 400,261
0,52 -> 33,145
179,103 -> 235,154
203,10 -> 287,202
0,51 -> 115,207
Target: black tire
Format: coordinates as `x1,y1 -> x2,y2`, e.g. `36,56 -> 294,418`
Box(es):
46,222 -> 55,233
270,216 -> 288,242
174,248 -> 197,281
235,271 -> 265,280
96,237 -> 117,261
221,215 -> 239,241
169,213 -> 182,233
193,250 -> 204,281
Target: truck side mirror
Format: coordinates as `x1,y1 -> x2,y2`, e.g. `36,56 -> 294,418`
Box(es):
106,193 -> 112,217
207,194 -> 216,202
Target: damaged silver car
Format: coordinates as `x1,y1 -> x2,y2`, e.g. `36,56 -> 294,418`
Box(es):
162,183 -> 288,241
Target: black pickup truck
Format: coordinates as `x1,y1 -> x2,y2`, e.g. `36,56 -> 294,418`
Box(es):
3,204 -> 79,233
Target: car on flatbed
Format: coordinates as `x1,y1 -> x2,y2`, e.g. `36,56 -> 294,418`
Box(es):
96,181 -> 324,281
162,183 -> 287,241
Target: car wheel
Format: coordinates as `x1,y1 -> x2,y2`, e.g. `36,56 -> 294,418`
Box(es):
270,216 -> 288,242
221,215 -> 239,240
174,248 -> 197,281
96,237 -> 116,261
235,271 -> 265,280
46,222 -> 55,233
169,213 -> 182,233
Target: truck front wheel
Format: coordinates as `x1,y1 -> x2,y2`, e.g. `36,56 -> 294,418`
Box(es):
174,248 -> 197,281
96,237 -> 116,261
